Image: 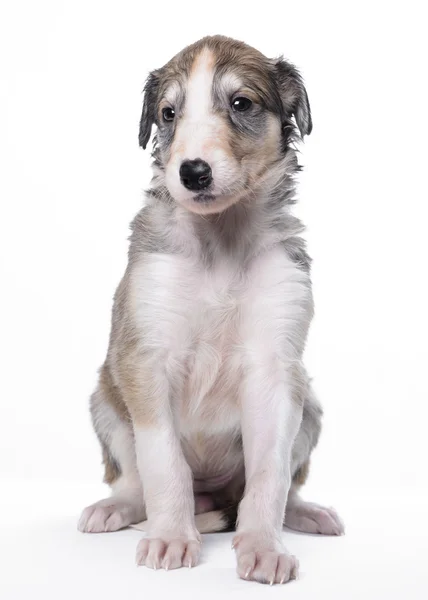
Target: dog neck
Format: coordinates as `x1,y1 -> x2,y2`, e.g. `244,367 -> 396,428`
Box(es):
183,183 -> 302,267
131,151 -> 306,269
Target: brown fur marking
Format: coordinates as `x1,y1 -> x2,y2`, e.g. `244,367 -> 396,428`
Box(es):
292,460 -> 310,487
99,362 -> 130,422
101,442 -> 122,485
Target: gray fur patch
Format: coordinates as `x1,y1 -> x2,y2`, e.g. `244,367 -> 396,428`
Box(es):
291,381 -> 323,477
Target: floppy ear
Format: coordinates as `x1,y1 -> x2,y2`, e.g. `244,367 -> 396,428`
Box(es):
274,58 -> 312,138
139,70 -> 160,149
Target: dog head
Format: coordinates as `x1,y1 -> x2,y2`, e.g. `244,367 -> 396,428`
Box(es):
139,36 -> 312,215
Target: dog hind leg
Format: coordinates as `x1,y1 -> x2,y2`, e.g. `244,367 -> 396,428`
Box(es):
78,366 -> 145,533
285,382 -> 344,535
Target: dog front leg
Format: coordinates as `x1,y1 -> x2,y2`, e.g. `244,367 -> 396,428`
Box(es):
234,363 -> 303,585
125,361 -> 201,570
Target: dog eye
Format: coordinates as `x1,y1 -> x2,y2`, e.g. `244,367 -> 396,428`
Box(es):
231,97 -> 252,112
162,107 -> 175,122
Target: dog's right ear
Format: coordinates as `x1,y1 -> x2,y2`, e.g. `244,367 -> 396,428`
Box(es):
139,70 -> 160,149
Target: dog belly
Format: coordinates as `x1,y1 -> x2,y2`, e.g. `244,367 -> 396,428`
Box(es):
181,422 -> 243,492
193,472 -> 236,492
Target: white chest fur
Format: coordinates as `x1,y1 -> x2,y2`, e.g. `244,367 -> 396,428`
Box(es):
130,244 -> 312,436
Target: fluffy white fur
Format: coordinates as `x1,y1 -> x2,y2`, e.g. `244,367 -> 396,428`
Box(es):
78,35 -> 344,586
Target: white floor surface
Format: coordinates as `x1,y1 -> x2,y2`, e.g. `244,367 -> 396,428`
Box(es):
1,481 -> 427,600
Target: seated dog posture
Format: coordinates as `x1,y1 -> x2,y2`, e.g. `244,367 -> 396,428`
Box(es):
78,35 -> 344,585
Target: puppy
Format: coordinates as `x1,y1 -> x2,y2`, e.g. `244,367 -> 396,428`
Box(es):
78,35 -> 344,585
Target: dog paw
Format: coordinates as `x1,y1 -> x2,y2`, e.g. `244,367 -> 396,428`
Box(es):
136,534 -> 201,570
232,532 -> 298,585
78,499 -> 140,533
285,502 -> 344,536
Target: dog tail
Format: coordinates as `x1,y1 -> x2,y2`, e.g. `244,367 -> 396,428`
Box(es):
195,506 -> 238,533
131,506 -> 238,535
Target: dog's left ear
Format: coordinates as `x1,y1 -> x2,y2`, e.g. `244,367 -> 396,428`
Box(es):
274,58 -> 312,138
139,70 -> 161,149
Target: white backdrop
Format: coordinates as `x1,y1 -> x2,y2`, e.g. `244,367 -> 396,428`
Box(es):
1,1 -> 427,599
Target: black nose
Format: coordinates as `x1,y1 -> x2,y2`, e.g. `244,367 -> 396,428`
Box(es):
179,159 -> 213,191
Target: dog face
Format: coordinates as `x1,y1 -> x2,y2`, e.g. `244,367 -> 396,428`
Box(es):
139,36 -> 312,215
